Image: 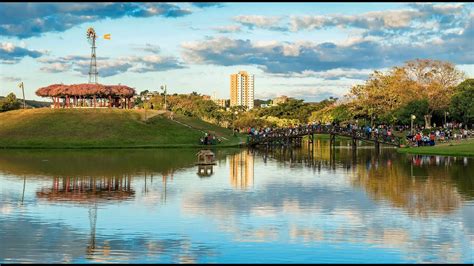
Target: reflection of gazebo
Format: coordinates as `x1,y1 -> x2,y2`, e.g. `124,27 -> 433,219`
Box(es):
34,175 -> 135,257
35,176 -> 135,203
35,83 -> 135,109
197,165 -> 214,177
196,150 -> 215,178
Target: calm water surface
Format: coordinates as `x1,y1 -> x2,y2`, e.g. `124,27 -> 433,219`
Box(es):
0,139 -> 473,263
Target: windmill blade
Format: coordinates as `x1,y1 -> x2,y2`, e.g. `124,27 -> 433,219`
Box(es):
103,34 -> 111,40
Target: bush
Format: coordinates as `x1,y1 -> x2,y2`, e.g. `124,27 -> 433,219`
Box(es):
0,93 -> 21,112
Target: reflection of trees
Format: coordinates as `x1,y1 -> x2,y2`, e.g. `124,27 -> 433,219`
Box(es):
251,138 -> 473,216
407,155 -> 474,200
352,156 -> 462,216
0,149 -> 198,178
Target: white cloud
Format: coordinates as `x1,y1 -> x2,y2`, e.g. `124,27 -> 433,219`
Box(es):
212,25 -> 242,33
234,15 -> 282,28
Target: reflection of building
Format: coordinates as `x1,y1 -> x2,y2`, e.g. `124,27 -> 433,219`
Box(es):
229,150 -> 254,189
230,71 -> 254,109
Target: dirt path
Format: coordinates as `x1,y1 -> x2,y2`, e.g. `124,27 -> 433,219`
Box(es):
169,116 -> 229,141
137,109 -> 167,121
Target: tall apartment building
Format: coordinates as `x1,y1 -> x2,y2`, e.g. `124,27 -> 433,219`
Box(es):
230,71 -> 254,110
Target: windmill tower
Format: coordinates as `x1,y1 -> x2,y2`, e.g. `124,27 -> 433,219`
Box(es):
87,27 -> 98,84
86,202 -> 98,256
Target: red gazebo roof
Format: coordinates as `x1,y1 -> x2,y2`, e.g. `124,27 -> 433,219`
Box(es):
36,83 -> 135,97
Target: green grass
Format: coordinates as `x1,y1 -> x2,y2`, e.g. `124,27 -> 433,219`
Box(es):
0,108 -> 244,149
173,113 -> 245,146
397,139 -> 474,157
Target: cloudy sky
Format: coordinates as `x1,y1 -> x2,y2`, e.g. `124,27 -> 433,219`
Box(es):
0,2 -> 473,102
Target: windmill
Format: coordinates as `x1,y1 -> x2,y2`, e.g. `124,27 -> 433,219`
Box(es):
86,201 -> 98,257
87,27 -> 98,84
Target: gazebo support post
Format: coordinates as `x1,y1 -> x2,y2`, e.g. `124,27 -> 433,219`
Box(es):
109,95 -> 112,108
93,95 -> 96,108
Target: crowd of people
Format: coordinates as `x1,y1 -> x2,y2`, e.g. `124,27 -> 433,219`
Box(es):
200,132 -> 220,145
245,122 -> 400,144
407,127 -> 472,146
244,121 -> 473,147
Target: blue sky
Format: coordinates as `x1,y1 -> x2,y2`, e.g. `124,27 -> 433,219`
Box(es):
0,2 -> 473,102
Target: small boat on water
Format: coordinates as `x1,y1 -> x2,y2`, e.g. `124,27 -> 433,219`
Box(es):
196,149 -> 216,165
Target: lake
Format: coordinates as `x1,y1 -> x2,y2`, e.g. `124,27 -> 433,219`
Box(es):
0,138 -> 473,263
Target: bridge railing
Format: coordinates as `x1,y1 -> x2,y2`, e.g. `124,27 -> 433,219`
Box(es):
247,125 -> 402,147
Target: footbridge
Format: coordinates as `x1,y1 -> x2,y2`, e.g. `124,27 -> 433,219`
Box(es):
247,125 -> 402,150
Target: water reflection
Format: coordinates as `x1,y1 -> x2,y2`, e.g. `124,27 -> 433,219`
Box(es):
229,150 -> 254,189
0,145 -> 472,263
36,176 -> 135,203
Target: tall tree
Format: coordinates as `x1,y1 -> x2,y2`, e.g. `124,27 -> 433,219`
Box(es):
449,79 -> 474,128
403,59 -> 465,127
347,68 -> 418,125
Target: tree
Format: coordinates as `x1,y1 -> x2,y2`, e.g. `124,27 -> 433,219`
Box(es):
403,59 -> 465,127
347,68 -> 418,125
257,98 -> 317,123
449,79 -> 474,128
0,93 -> 21,112
309,103 -> 352,124
393,99 -> 429,126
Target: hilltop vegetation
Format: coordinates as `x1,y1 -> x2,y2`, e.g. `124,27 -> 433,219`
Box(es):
143,59 -> 471,131
0,108 -> 243,148
0,93 -> 50,111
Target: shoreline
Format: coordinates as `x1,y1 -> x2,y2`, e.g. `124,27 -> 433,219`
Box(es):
396,139 -> 474,157
0,143 -> 246,150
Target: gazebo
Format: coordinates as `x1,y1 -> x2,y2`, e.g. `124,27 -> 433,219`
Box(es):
35,83 -> 136,109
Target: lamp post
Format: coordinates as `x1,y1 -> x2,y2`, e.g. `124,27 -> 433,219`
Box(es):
232,110 -> 238,136
444,111 -> 449,128
411,114 -> 416,135
160,85 -> 167,111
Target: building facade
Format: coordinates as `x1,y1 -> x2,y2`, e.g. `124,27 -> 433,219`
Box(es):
213,98 -> 229,108
230,71 -> 254,110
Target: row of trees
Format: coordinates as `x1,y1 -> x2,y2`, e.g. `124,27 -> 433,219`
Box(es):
141,59 -> 472,131
231,59 -> 471,129
346,59 -> 468,128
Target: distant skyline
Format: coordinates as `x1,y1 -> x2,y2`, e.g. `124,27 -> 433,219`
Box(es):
1,2 -> 473,102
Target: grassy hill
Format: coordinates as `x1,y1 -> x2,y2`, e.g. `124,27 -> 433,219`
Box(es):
0,108 -> 245,148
